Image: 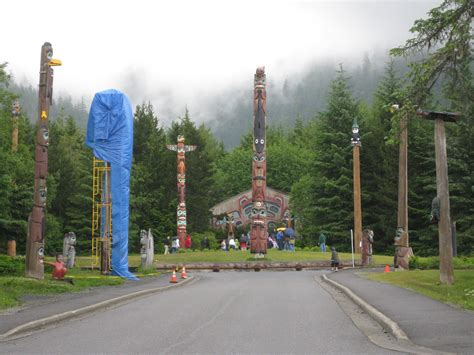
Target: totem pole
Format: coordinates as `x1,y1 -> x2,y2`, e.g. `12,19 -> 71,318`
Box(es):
250,67 -> 267,255
417,109 -> 459,285
351,119 -> 362,254
167,136 -> 196,247
7,100 -> 21,256
25,43 -> 61,279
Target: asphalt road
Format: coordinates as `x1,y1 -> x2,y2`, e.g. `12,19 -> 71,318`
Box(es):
1,271 -> 397,354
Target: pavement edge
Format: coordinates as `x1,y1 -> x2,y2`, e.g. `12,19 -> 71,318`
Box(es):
321,274 -> 409,340
0,275 -> 197,341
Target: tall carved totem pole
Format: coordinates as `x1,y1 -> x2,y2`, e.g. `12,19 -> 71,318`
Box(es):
250,67 -> 268,255
26,42 -> 61,279
167,135 -> 196,247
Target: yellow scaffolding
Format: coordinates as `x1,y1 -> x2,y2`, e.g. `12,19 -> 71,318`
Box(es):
91,157 -> 112,272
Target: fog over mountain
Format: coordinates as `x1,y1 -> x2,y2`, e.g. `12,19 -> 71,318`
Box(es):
2,0 -> 440,148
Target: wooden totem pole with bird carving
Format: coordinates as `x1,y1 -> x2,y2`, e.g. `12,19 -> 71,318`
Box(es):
250,67 -> 268,255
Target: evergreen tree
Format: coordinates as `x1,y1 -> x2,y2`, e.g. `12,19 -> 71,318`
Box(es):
361,61 -> 402,253
130,102 -> 175,251
292,67 -> 360,249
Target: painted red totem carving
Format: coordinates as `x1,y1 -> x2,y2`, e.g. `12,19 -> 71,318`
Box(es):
167,135 -> 196,247
250,67 -> 268,254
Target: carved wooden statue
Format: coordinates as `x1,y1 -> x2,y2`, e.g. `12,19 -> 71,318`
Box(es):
250,67 -> 268,255
140,229 -> 154,270
394,227 -> 414,270
62,232 -> 76,269
361,229 -> 373,266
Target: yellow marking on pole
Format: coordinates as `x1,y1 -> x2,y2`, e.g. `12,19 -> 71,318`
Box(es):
41,111 -> 47,120
48,59 -> 62,66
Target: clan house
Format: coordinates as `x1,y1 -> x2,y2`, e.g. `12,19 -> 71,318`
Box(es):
210,188 -> 290,231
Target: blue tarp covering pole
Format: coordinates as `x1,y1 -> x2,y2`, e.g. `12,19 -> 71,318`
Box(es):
86,89 -> 138,280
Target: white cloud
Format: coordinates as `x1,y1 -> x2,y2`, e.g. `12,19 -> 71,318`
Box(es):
1,0 -> 439,122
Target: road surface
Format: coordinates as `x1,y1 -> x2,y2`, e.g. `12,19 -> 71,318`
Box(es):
2,271 -> 398,354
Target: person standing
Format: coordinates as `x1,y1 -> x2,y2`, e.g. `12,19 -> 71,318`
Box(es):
276,230 -> 284,250
319,233 -> 327,252
185,234 -> 192,249
164,236 -> 171,255
201,236 -> 210,250
239,233 -> 247,250
330,246 -> 339,271
221,239 -> 227,251
171,237 -> 179,253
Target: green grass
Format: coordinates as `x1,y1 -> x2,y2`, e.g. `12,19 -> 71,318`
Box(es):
0,268 -> 124,310
73,250 -> 395,265
80,250 -> 395,265
364,269 -> 474,311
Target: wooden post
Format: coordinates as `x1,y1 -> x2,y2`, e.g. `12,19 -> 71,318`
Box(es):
351,121 -> 362,254
397,115 -> 409,243
417,109 -> 459,285
353,145 -> 362,254
11,100 -> 20,153
7,100 -> 20,256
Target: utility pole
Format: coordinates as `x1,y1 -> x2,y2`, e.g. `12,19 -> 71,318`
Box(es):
417,109 -> 459,285
25,43 -> 61,279
166,136 -> 196,248
351,119 -> 362,254
250,67 -> 268,256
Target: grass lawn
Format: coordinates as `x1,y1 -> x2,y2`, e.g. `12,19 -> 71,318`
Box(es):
74,250 -> 394,266
0,268 -> 124,311
364,269 -> 474,311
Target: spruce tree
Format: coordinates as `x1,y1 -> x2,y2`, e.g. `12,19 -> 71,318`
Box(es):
293,66 -> 360,249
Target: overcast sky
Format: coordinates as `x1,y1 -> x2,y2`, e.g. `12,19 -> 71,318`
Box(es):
1,0 -> 439,123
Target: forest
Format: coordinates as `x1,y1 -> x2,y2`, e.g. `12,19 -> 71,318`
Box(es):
0,0 -> 472,257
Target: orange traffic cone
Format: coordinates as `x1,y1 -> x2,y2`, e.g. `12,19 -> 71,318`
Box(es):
384,265 -> 390,273
170,270 -> 178,283
181,266 -> 188,279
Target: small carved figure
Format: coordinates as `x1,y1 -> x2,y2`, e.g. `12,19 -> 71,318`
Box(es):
430,196 -> 440,224
62,232 -> 76,269
351,123 -> 361,146
361,229 -> 374,266
225,214 -> 236,242
140,229 -> 154,270
394,227 -> 413,270
43,254 -> 67,280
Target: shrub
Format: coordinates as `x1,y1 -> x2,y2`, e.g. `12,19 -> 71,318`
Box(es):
191,231 -> 219,250
409,256 -> 474,270
0,255 -> 25,276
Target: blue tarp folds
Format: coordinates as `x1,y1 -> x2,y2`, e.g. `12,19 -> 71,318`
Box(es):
86,89 -> 138,280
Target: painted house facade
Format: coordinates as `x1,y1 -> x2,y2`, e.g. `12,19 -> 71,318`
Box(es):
210,187 -> 290,232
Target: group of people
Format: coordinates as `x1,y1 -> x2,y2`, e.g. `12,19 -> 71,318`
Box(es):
274,229 -> 296,251
220,233 -> 250,251
163,234 -> 193,254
